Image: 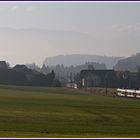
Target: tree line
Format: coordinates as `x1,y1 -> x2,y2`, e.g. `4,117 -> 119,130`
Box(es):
26,62 -> 106,86
0,61 -> 61,87
1,60 -> 140,89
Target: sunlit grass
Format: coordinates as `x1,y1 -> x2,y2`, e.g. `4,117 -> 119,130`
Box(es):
0,85 -> 139,137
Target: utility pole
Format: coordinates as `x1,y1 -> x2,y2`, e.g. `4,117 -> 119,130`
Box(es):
70,72 -> 73,88
105,74 -> 108,96
105,83 -> 108,96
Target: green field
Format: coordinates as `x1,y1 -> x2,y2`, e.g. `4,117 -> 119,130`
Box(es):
0,85 -> 140,138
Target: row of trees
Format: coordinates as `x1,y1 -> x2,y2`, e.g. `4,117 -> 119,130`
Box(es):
74,69 -> 140,89
0,62 -> 61,87
26,62 -> 140,89
26,62 -> 106,86
116,70 -> 140,89
1,60 -> 140,89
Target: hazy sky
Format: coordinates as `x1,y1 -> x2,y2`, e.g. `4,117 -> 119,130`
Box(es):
0,2 -> 140,66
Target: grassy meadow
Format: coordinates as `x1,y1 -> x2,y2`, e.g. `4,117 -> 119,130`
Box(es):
0,85 -> 139,137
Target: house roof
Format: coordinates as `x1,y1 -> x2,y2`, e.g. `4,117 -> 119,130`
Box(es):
81,69 -> 114,75
0,61 -> 8,69
13,65 -> 29,72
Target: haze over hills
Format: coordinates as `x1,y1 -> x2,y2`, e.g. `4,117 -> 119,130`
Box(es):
0,26 -> 139,70
43,54 -> 123,69
1,25 -> 139,70
0,3 -> 140,69
0,27 -> 136,67
0,27 -> 111,66
114,53 -> 140,71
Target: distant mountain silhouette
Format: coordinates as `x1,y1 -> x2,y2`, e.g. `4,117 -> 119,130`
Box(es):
113,53 -> 140,71
43,54 -> 123,69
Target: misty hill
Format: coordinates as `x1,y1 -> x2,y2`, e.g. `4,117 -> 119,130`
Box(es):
113,53 -> 140,71
43,54 -> 123,69
0,27 -> 119,66
0,27 -> 140,67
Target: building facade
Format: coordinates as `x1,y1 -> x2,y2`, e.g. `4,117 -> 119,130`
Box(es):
80,69 -> 116,88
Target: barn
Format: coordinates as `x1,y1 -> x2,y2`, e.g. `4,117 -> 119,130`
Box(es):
80,69 -> 116,88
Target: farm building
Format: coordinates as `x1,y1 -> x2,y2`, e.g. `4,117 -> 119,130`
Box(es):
79,69 -> 116,88
0,61 -> 9,69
